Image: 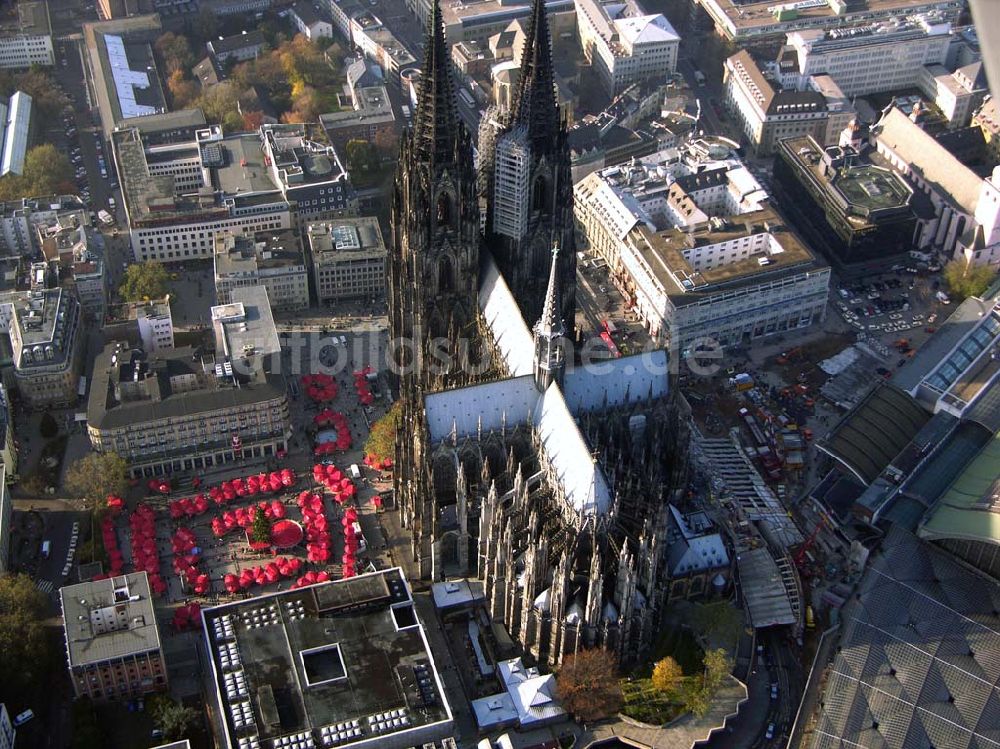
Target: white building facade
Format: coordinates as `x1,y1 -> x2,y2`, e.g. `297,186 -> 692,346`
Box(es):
576,0 -> 679,94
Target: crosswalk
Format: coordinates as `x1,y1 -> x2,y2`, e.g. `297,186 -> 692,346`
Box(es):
36,579 -> 55,595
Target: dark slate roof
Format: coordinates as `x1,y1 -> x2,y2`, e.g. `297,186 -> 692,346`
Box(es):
807,526 -> 1000,749
818,384 -> 931,485
208,31 -> 265,55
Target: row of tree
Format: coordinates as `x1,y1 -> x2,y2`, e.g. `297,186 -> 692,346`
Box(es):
554,646 -> 734,723
0,144 -> 75,202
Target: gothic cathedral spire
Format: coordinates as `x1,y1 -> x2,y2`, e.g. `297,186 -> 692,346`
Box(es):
412,0 -> 461,169
533,244 -> 566,391
511,0 -> 559,151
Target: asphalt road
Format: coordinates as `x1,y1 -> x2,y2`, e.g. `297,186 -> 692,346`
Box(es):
755,627 -> 805,748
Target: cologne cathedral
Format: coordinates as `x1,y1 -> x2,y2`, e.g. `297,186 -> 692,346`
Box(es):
388,0 -> 689,669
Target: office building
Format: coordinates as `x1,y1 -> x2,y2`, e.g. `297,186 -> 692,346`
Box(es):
695,0 -> 963,43
82,15 -> 166,136
723,51 -> 828,156
427,0 -> 573,45
112,124 -> 292,263
116,108 -> 208,146
214,230 -> 309,310
59,572 -> 168,701
0,467 -> 9,574
575,142 -> 830,349
575,0 -> 679,95
307,217 -> 386,303
289,2 -> 333,40
0,1 -> 53,69
783,14 -> 953,97
259,123 -> 358,225
0,389 -> 16,484
206,31 -> 265,66
319,84 -> 397,156
6,289 -> 84,408
97,0 -> 153,20
774,134 -> 916,266
88,287 -> 290,477
202,569 -> 454,749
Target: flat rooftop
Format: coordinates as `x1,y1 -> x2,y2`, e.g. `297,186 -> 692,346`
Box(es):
202,568 -> 452,748
1,0 -> 50,36
10,288 -> 78,366
441,0 -> 572,30
60,572 -> 161,667
630,206 -> 822,305
214,134 -> 278,196
87,341 -> 285,433
704,0 -> 959,36
214,230 -> 304,277
307,218 -> 386,264
212,286 -> 282,359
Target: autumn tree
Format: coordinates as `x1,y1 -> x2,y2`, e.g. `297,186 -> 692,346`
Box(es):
364,401 -> 401,463
242,110 -> 266,131
155,32 -> 196,75
555,648 -> 624,722
651,656 -> 684,696
703,647 -> 732,691
196,81 -> 241,126
166,69 -> 199,109
65,452 -> 128,503
0,574 -> 53,701
0,143 -> 74,201
5,68 -> 69,117
119,261 -> 169,302
943,259 -> 997,300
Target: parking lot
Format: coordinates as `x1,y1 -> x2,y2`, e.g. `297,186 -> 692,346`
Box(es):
832,269 -> 948,342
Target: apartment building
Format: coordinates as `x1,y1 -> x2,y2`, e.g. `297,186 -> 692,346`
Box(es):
307,217 -> 386,303
213,230 -> 309,310
59,573 -> 168,701
112,125 -> 292,263
0,195 -> 88,256
289,1 -> 333,40
974,97 -> 1000,165
576,0 -> 679,95
87,287 -> 290,478
206,30 -> 265,65
37,216 -> 108,321
575,143 -> 829,349
350,13 -> 416,83
723,51 -> 828,156
319,83 -> 397,156
0,1 -> 53,69
104,297 -> 174,354
6,289 -> 84,408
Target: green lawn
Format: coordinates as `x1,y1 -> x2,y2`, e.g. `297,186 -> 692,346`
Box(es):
621,678 -> 685,726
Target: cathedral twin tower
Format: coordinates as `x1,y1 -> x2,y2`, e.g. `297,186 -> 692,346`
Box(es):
389,0 -> 576,400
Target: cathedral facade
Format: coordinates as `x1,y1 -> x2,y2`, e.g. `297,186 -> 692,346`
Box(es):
389,0 -> 689,670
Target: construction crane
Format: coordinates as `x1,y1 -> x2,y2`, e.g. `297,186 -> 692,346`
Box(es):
794,516 -> 827,568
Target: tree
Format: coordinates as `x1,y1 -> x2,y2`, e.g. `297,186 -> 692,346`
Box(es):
196,81 -> 241,125
250,509 -> 271,545
155,32 -> 195,75
150,695 -> 199,740
7,69 -> 69,117
65,452 -> 127,503
555,648 -> 624,722
943,259 -> 997,299
679,679 -> 711,718
40,412 -> 59,440
0,144 -> 74,201
364,402 -> 401,463
119,261 -> 169,302
167,69 -> 199,109
242,110 -> 265,131
0,574 -> 52,702
703,648 -> 732,691
651,656 -> 684,696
